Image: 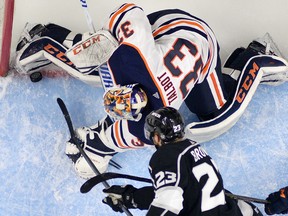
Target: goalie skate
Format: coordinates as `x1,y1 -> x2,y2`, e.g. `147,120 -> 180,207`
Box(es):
253,33 -> 284,57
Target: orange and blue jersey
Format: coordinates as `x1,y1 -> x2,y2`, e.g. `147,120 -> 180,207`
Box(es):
101,3 -> 228,149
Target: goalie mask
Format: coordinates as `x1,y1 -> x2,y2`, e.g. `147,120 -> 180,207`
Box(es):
144,107 -> 185,143
103,84 -> 148,121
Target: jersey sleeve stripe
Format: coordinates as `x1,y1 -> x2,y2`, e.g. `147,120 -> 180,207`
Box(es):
201,48 -> 212,77
121,41 -> 168,106
154,26 -> 207,41
114,121 -> 128,148
111,120 -> 138,149
199,37 -> 217,79
108,3 -> 136,31
209,71 -> 226,107
152,20 -> 206,38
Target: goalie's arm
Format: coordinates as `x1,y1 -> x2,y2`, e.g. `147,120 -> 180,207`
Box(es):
103,3 -> 157,58
104,119 -> 152,152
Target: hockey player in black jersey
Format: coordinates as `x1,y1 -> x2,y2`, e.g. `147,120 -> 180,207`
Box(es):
102,107 -> 263,216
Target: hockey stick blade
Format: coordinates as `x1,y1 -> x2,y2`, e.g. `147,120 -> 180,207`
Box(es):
57,98 -> 133,216
80,172 -> 152,193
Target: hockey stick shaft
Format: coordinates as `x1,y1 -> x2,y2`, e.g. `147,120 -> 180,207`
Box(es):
79,0 -> 96,33
225,192 -> 269,204
81,171 -> 269,204
81,172 -> 152,193
57,98 -> 133,216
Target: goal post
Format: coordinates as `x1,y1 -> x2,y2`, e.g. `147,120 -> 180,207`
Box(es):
0,0 -> 14,77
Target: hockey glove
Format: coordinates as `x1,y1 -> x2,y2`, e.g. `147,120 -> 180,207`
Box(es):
65,115 -> 115,161
102,185 -> 137,212
65,137 -> 83,163
265,186 -> 288,215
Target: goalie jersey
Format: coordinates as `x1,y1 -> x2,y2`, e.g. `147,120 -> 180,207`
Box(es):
101,3 -> 227,149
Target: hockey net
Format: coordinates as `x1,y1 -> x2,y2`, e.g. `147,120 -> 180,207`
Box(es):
0,0 -> 14,77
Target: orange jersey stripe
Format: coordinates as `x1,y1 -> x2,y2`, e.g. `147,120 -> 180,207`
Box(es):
153,20 -> 206,38
201,50 -> 212,77
210,72 -> 225,107
114,121 -> 127,148
109,3 -> 135,31
121,41 -> 167,106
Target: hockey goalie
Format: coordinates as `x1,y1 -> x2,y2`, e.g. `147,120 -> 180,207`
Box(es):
14,3 -> 288,179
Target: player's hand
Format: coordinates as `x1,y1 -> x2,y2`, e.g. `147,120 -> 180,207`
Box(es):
265,187 -> 288,215
65,137 -> 83,163
102,185 -> 137,212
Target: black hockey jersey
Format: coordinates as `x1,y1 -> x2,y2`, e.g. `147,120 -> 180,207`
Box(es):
145,139 -> 256,215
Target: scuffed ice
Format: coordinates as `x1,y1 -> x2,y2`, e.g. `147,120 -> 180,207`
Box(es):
0,71 -> 288,216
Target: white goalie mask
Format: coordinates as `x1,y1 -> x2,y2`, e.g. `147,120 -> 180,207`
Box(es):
103,84 -> 148,121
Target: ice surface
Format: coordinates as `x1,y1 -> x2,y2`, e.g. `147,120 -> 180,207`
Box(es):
1,71 -> 288,216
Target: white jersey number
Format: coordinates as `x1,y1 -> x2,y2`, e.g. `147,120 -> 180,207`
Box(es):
192,162 -> 226,212
154,171 -> 177,189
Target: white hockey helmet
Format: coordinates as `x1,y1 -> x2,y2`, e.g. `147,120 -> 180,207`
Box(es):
103,84 -> 148,121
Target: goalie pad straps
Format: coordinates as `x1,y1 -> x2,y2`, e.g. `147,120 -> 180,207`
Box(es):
185,55 -> 280,143
66,29 -> 119,74
14,36 -> 102,87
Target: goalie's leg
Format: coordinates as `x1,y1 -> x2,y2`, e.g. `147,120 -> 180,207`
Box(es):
185,54 -> 286,143
16,23 -> 82,52
15,23 -> 84,75
223,35 -> 288,86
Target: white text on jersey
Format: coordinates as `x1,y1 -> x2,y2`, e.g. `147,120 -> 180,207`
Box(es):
157,72 -> 178,105
190,146 -> 208,162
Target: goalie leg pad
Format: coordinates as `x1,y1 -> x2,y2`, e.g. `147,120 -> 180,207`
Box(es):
16,23 -> 48,52
259,55 -> 288,86
223,46 -> 288,86
14,40 -> 52,75
186,55 -> 288,143
14,37 -> 102,86
185,56 -> 264,143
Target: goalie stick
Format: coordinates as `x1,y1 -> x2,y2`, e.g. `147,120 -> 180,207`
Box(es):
80,171 -> 269,204
79,0 -> 96,33
57,98 -> 133,216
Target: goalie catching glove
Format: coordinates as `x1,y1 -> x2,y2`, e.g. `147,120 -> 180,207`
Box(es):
66,29 -> 119,74
65,116 -> 117,179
